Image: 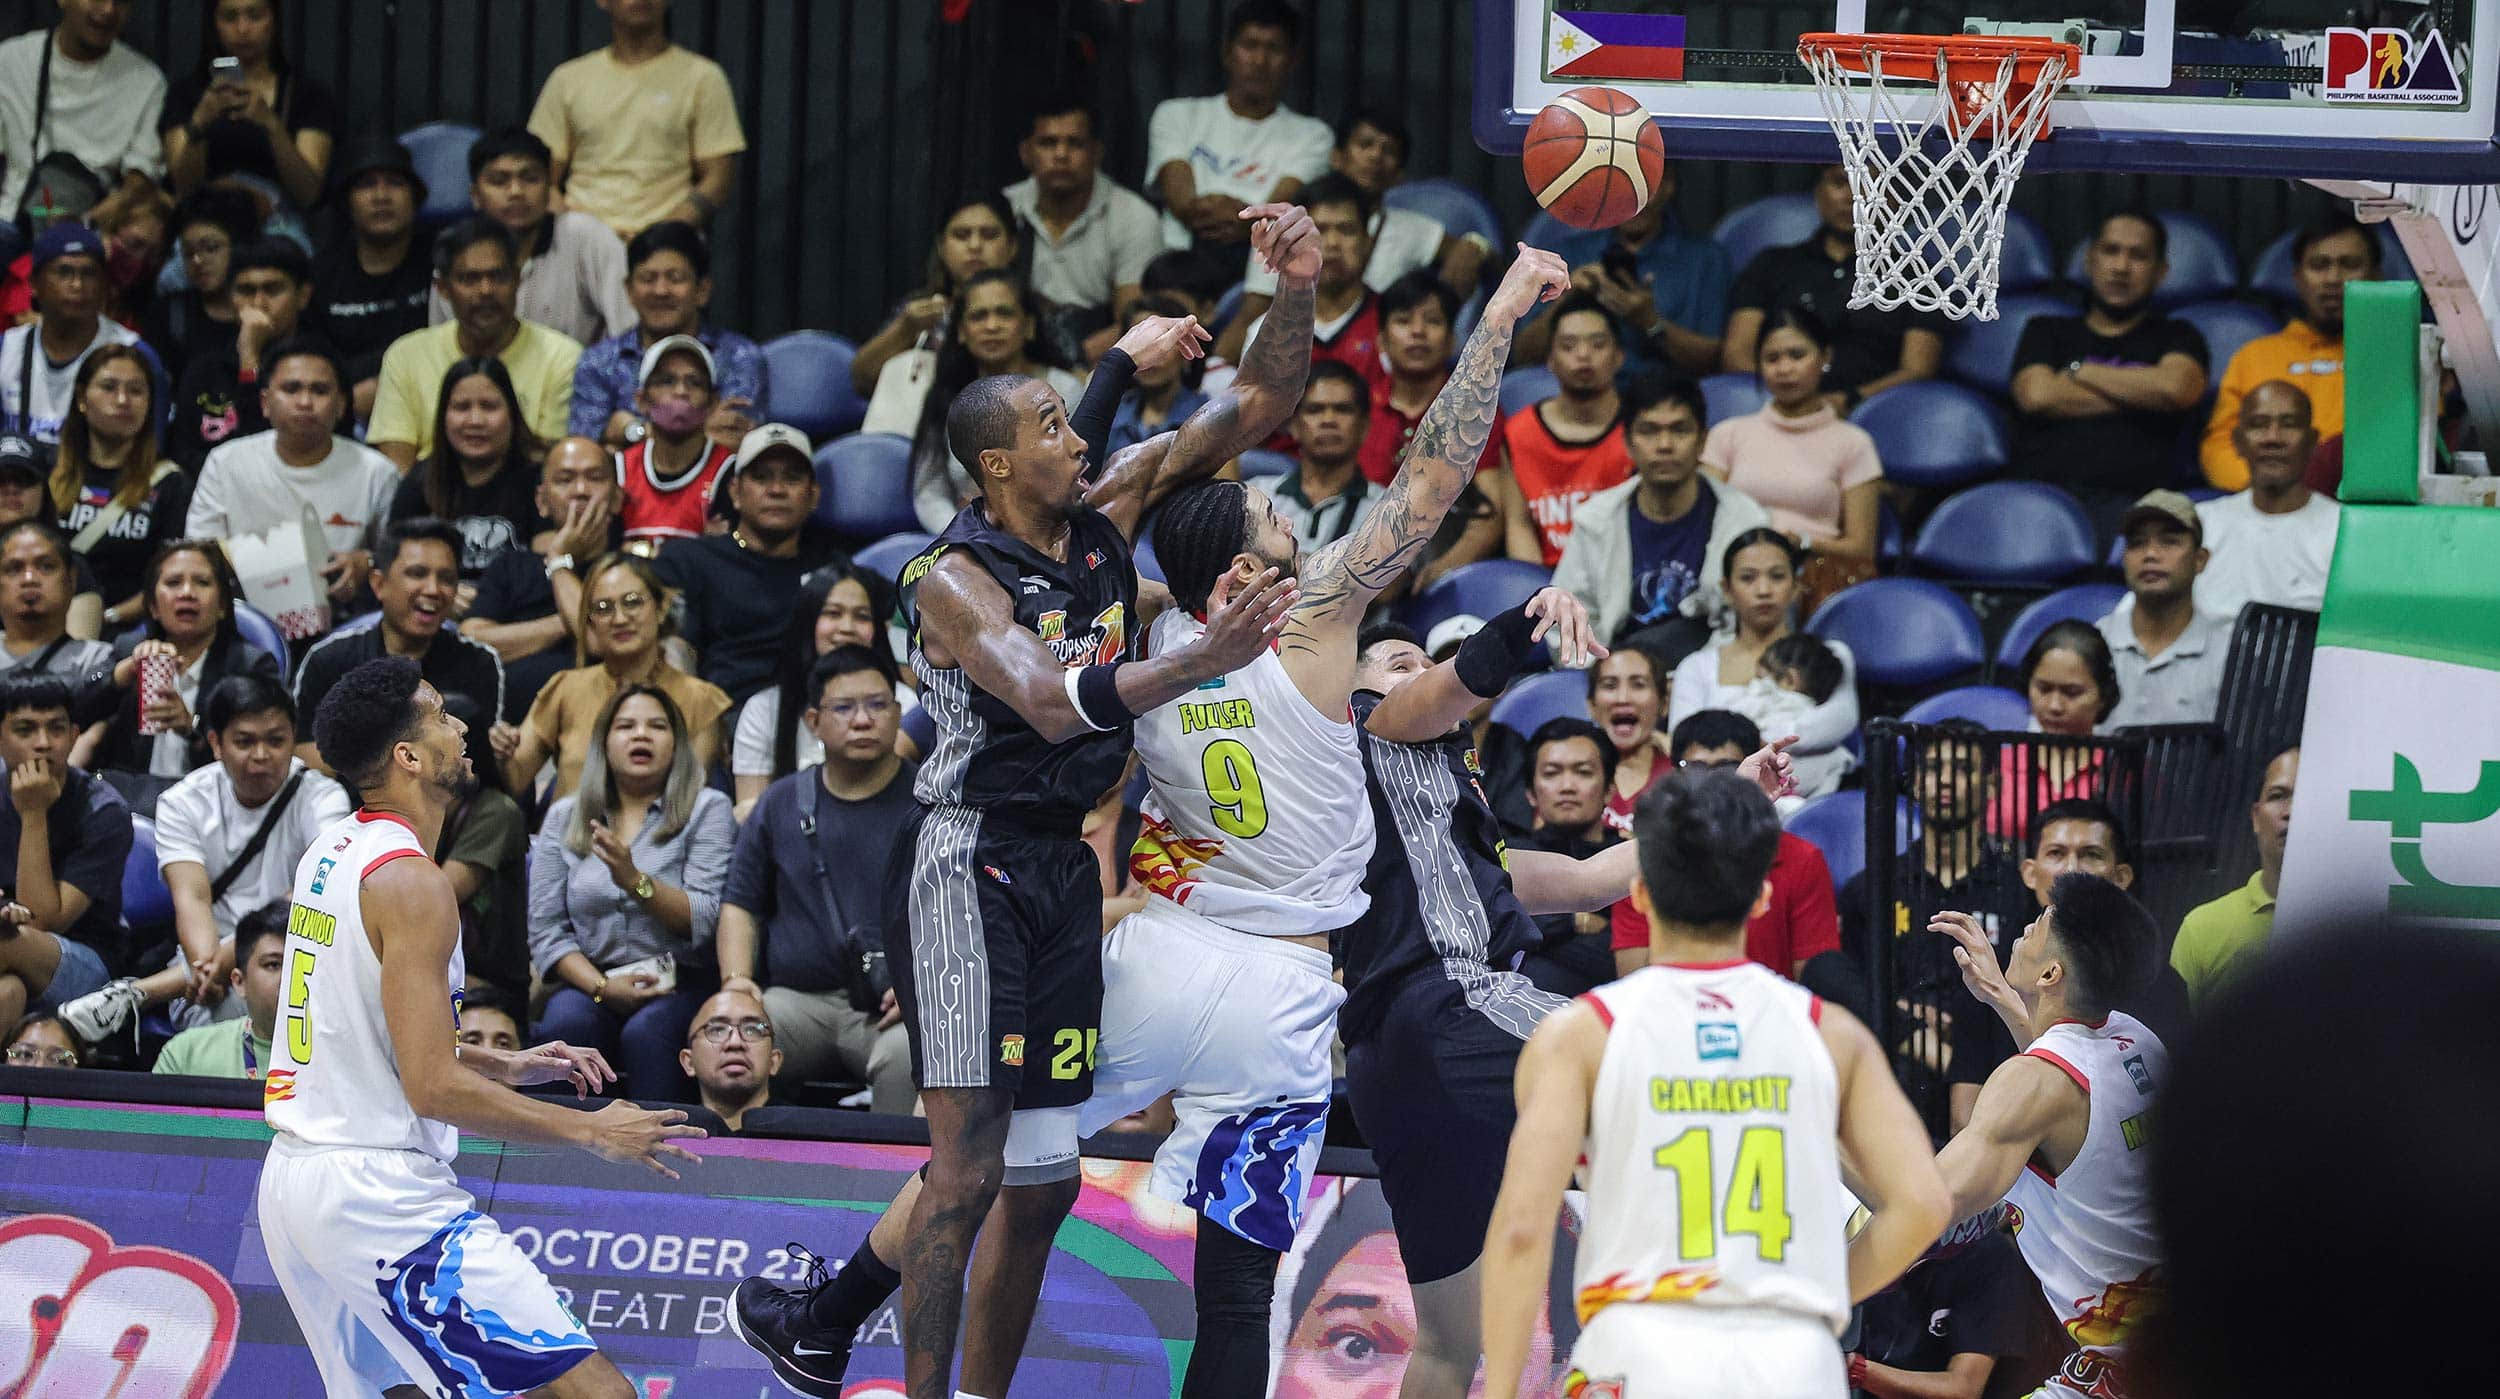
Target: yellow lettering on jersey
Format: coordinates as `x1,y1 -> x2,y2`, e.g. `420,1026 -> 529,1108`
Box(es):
1178,698 -> 1259,734
287,903 -> 338,948
1650,1075 -> 1791,1115
2120,1112 -> 2150,1151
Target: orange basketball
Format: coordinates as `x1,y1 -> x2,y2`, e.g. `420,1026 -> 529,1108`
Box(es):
1523,86 -> 1666,230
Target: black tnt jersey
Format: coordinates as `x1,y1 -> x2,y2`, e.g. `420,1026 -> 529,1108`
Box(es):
899,501 -> 1138,836
1336,690 -> 1550,1046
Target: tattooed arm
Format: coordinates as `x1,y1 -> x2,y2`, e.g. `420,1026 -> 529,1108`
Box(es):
1088,203 -> 1321,540
1269,246 -> 1573,715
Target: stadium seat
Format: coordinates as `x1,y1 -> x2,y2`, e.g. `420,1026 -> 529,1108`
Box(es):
1807,578 -> 1985,689
849,531 -> 934,585
1499,366 -> 1559,418
812,433 -> 917,538
2169,300 -> 2283,389
1853,381 -> 2007,490
1383,179 -> 1503,250
1902,684 -> 2034,730
1944,291 -> 2072,392
2062,210 -> 2239,308
1699,372 -> 1765,424
1133,521 -> 1166,584
1994,582 -> 2127,674
1784,792 -> 1872,892
761,332 -> 866,442
234,599 -> 287,675
123,815 -> 173,933
1878,497 -> 1905,565
1919,207 -> 2056,297
1489,670 -> 1587,741
1909,481 -> 2098,586
900,703 -> 934,756
2247,223 -> 2411,307
1238,448 -> 1296,481
1212,282 -> 1246,333
1402,559 -> 1553,639
398,121 -> 481,228
1710,192 -> 1819,273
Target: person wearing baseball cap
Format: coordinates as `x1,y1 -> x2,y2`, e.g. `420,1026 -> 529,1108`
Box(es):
2,223 -> 148,444
310,135 -> 433,422
652,422 -> 827,701
615,333 -> 734,547
2097,487 -> 2231,728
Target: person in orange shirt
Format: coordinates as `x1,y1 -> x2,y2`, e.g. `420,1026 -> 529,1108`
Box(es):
1487,292 -> 1631,566
2200,213 -> 2377,489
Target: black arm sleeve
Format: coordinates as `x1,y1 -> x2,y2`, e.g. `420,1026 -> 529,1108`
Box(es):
1071,348 -> 1137,479
1453,600 -> 1543,699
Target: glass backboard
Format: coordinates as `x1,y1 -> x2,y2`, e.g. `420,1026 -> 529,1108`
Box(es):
1476,0 -> 2498,181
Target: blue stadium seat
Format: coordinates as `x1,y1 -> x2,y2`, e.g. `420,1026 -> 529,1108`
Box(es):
1786,792 -> 1916,892
1878,497 -> 1905,565
1499,366 -> 1558,418
1212,282 -> 1246,333
1489,670 -> 1588,741
398,122 -> 481,228
1807,579 -> 1985,689
2247,223 -> 2411,307
1909,481 -> 2098,586
233,599 -> 287,675
2169,300 -> 2283,389
1853,381 -> 2007,490
1699,372 -> 1765,425
1710,193 -> 1819,274
1944,291 -> 2072,392
813,433 -> 916,538
1902,684 -> 2034,730
1521,209 -> 1576,250
1997,209 -> 2057,292
1238,448 -> 1296,481
761,332 -> 866,442
849,531 -> 935,586
2063,210 -> 2239,308
1994,582 -> 2126,674
1384,179 -> 1503,250
123,815 -> 173,932
1402,559 -> 1553,639
1133,522 -> 1166,585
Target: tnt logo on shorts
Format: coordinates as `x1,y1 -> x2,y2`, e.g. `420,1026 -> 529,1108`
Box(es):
1000,1035 -> 1025,1067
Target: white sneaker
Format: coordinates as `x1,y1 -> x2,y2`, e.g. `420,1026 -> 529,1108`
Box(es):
59,977 -> 145,1044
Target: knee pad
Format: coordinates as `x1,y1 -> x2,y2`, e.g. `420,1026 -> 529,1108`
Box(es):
1001,1105 -> 1080,1185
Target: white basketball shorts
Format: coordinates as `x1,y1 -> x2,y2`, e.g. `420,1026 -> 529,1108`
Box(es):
1564,1304 -> 1845,1398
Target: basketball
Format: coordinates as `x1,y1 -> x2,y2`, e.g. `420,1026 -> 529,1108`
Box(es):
1523,85 -> 1667,230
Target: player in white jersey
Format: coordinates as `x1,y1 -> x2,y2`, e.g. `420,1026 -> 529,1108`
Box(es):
1931,873 -> 2165,1399
1482,770 -> 1949,1399
259,657 -> 701,1398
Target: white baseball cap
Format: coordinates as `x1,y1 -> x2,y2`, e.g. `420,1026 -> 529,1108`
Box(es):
733,422 -> 815,475
1426,614 -> 1485,660
636,334 -> 715,390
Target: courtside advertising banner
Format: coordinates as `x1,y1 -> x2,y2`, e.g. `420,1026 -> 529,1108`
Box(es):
0,1096 -> 1582,1398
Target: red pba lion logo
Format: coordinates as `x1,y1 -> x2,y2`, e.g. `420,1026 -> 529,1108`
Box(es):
0,1214 -> 240,1398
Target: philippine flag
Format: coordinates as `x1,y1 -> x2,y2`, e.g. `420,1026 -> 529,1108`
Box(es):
1549,10 -> 1687,83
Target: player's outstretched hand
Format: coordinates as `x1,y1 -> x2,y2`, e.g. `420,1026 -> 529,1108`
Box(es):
501,1040 -> 615,1098
1113,313 -> 1210,373
1243,202 -> 1321,281
1523,587 -> 1607,670
1189,566 -> 1298,679
1736,734 -> 1799,800
1932,910 -> 2030,1034
583,1100 -> 706,1180
1487,243 -> 1572,322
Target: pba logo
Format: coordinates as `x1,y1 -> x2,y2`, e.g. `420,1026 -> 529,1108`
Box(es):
2324,26 -> 2462,103
0,1214 -> 239,1396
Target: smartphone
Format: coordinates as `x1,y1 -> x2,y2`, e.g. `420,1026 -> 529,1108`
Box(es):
212,55 -> 244,86
1602,245 -> 1641,285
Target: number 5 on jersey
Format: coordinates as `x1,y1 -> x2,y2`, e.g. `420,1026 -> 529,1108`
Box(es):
283,947 -> 316,1063
1653,1126 -> 1793,1262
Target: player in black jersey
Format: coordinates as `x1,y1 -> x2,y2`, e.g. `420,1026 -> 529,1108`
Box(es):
1340,617 -> 1795,1399
733,202 -> 1321,1399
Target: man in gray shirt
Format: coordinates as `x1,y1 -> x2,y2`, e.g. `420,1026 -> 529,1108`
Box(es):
2098,489 -> 2235,728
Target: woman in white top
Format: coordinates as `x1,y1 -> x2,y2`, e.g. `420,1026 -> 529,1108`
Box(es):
730,562 -> 906,820
1668,528 -> 1858,796
909,269 -> 1087,531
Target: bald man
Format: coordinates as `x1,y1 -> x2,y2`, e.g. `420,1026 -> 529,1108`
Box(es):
2194,379 -> 2342,619
461,435 -> 625,719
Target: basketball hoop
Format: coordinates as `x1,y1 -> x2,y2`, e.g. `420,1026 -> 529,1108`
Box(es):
1798,33 -> 2080,321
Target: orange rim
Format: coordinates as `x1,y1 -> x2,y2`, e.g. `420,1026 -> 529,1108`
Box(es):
1797,32 -> 2081,90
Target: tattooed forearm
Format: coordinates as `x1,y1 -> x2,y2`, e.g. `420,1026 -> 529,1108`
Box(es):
1235,273 -> 1317,417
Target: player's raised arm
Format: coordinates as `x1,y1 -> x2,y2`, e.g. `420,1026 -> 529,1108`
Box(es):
916,549 -> 1295,743
1087,203 -> 1320,538
1480,1001 -> 1607,1399
1821,1001 -> 1953,1301
1288,247 -> 1571,654
1508,737 -> 1801,913
370,858 -> 704,1177
1936,1053 -> 2082,1225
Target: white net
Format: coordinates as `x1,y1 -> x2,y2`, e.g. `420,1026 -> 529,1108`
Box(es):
1800,38 -> 2075,321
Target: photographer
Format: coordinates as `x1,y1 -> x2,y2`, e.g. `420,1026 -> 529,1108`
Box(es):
715,646 -> 915,1114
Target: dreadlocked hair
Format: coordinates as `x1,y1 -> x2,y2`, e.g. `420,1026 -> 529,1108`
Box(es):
1155,480 -> 1254,614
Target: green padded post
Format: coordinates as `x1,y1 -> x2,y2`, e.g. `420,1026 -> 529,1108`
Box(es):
2340,280 -> 2423,507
